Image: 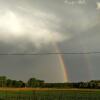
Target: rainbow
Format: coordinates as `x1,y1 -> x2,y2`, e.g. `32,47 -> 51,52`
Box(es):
52,39 -> 68,82
54,44 -> 68,82
58,52 -> 69,82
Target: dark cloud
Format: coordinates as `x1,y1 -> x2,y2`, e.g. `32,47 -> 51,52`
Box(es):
0,0 -> 100,82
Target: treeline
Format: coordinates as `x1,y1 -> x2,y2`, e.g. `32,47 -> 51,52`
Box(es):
0,76 -> 44,88
42,81 -> 100,89
0,76 -> 100,89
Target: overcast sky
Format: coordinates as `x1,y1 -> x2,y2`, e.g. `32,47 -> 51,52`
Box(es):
0,0 -> 100,82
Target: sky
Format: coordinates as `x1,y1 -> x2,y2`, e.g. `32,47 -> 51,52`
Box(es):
0,0 -> 100,82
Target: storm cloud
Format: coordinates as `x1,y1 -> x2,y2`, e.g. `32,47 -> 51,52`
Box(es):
0,0 -> 100,82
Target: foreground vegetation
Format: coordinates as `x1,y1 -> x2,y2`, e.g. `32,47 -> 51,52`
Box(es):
0,88 -> 100,100
0,76 -> 100,99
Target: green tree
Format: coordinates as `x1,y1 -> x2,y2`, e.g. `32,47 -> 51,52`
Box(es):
0,76 -> 6,87
27,78 -> 44,87
6,79 -> 13,87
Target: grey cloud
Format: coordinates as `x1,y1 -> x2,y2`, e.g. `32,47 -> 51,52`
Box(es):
0,0 -> 100,82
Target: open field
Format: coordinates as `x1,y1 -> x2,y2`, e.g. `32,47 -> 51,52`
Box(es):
0,88 -> 100,100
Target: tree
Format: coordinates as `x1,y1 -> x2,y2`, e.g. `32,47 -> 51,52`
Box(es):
0,76 -> 7,87
27,78 -> 44,87
6,79 -> 13,87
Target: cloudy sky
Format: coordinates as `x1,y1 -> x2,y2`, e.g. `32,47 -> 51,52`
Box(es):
0,0 -> 100,82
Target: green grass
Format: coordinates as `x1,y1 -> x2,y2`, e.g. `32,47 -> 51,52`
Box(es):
0,89 -> 100,100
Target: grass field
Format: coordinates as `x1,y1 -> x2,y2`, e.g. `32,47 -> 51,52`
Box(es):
0,88 -> 100,100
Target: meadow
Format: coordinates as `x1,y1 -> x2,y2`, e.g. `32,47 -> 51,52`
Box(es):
0,88 -> 100,100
